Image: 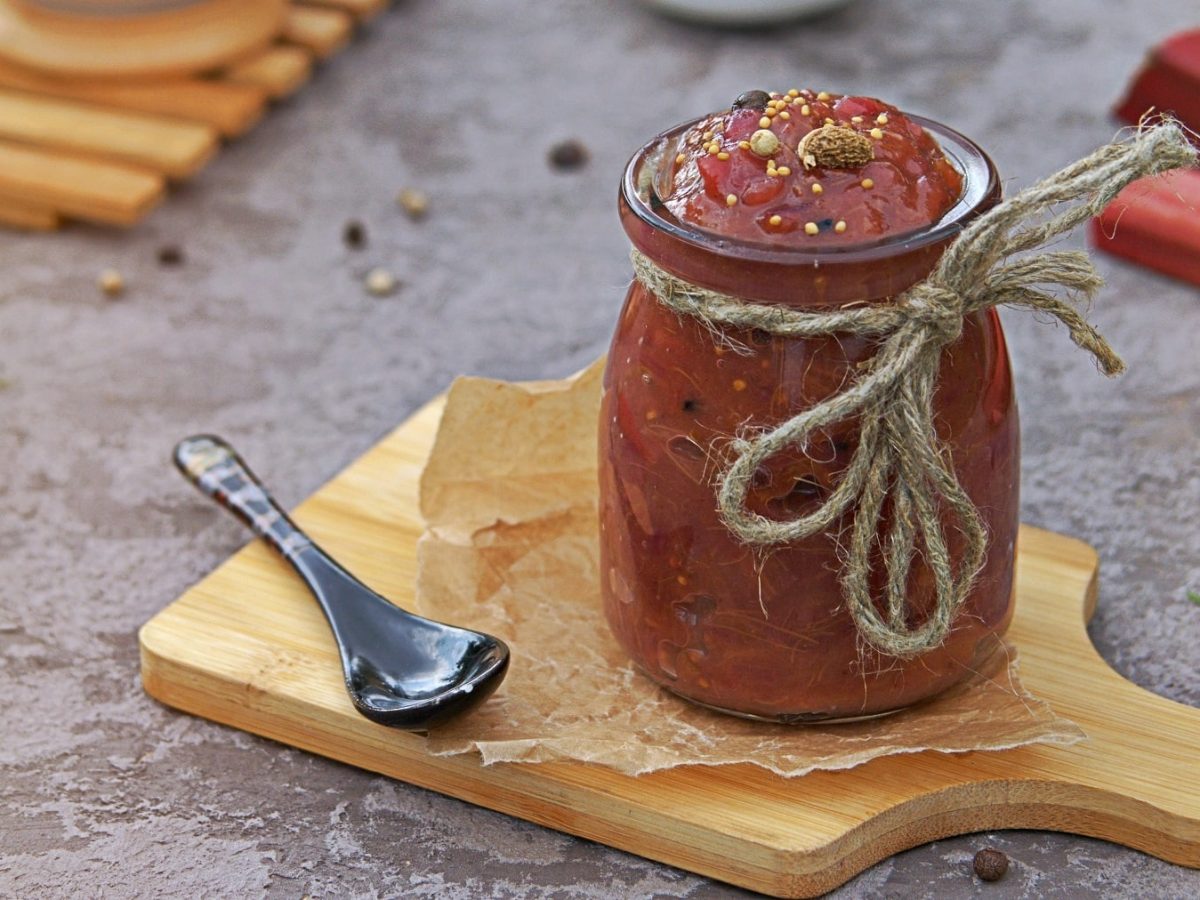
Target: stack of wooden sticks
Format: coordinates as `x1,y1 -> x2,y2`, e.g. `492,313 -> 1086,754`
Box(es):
0,0 -> 387,231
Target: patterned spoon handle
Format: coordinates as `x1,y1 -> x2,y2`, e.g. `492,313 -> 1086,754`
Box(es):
173,435 -> 313,561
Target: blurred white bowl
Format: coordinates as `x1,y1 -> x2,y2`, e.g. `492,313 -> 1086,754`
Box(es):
639,0 -> 856,26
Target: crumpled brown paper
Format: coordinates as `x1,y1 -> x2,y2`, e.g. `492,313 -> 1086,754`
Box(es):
415,360 -> 1083,777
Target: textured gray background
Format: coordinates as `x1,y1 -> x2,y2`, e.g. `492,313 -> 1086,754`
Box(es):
2,0 -> 1199,897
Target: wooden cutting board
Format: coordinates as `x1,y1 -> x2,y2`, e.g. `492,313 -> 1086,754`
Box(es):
0,1 -> 376,230
139,396 -> 1200,898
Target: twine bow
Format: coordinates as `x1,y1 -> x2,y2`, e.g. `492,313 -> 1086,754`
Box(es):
632,122 -> 1196,658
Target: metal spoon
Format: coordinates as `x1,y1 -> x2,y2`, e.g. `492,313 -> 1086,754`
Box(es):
173,435 -> 510,731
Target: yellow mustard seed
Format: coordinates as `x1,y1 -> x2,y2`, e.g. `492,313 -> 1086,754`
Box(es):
800,104 -> 811,115
876,113 -> 889,125
777,165 -> 791,176
717,151 -> 730,160
851,115 -> 863,123
732,378 -> 748,391
817,91 -> 831,101
861,177 -> 875,189
811,182 -> 824,194
779,111 -> 790,120
769,214 -> 783,226
738,140 -> 751,150
726,193 -> 738,206
804,221 -> 819,235
675,153 -> 686,164
870,127 -> 884,140
98,268 -> 124,297
759,116 -> 772,128
788,88 -> 800,97
835,220 -> 847,233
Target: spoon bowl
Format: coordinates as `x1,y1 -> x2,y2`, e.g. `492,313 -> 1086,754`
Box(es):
174,435 -> 509,731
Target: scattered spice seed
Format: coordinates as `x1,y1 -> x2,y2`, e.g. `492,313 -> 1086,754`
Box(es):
769,214 -> 783,226
342,220 -> 367,249
870,127 -> 885,140
98,268 -> 124,297
725,194 -> 738,206
397,188 -> 429,219
676,152 -> 687,164
758,116 -> 772,129
800,104 -> 811,115
861,177 -> 875,189
732,90 -> 771,110
717,151 -> 730,160
972,848 -> 1009,882
364,267 -> 398,297
548,139 -> 589,170
156,244 -> 184,266
811,182 -> 823,194
835,220 -> 847,233
816,91 -> 831,101
876,113 -> 889,125
776,165 -> 791,176
804,221 -> 819,235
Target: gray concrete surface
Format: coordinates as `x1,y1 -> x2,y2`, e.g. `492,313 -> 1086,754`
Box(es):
2,0 -> 1199,896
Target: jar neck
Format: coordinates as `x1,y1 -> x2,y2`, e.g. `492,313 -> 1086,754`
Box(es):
619,116 -> 1000,309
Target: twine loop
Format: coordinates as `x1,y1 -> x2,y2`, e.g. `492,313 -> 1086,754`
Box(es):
632,122 -> 1196,658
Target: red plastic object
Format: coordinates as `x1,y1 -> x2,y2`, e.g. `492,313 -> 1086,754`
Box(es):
1090,167 -> 1200,286
1115,29 -> 1200,131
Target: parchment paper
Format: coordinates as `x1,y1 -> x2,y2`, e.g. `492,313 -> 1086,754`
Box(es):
415,360 -> 1083,777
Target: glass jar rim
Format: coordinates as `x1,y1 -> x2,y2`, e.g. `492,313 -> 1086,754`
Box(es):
621,113 -> 1000,267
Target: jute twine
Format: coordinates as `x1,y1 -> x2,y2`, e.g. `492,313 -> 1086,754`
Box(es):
632,122 -> 1196,659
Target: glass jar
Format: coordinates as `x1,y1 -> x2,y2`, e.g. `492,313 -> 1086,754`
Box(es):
598,116 -> 1015,722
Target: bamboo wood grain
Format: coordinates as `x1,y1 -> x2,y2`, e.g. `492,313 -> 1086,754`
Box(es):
141,398 -> 1200,897
0,140 -> 162,225
223,45 -> 313,99
0,87 -> 218,178
0,60 -> 266,137
0,195 -> 58,230
302,0 -> 387,23
0,0 -> 287,80
283,5 -> 354,59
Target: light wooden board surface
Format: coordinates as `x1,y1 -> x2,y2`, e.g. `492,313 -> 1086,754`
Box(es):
0,0 -> 287,80
283,5 -> 355,59
0,61 -> 267,137
0,86 -> 218,178
0,139 -> 163,225
0,196 -> 58,230
139,394 -> 1200,898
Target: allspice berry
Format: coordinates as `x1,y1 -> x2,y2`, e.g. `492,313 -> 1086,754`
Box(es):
342,220 -> 367,249
548,139 -> 589,170
972,848 -> 1009,882
157,244 -> 184,266
798,124 -> 875,170
732,90 -> 771,111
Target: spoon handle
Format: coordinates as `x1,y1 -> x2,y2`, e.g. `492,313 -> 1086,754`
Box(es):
173,435 -> 314,561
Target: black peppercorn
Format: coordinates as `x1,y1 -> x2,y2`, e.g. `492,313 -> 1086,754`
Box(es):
156,244 -> 184,266
972,848 -> 1009,882
343,220 -> 367,249
732,90 -> 772,111
548,139 -> 589,170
